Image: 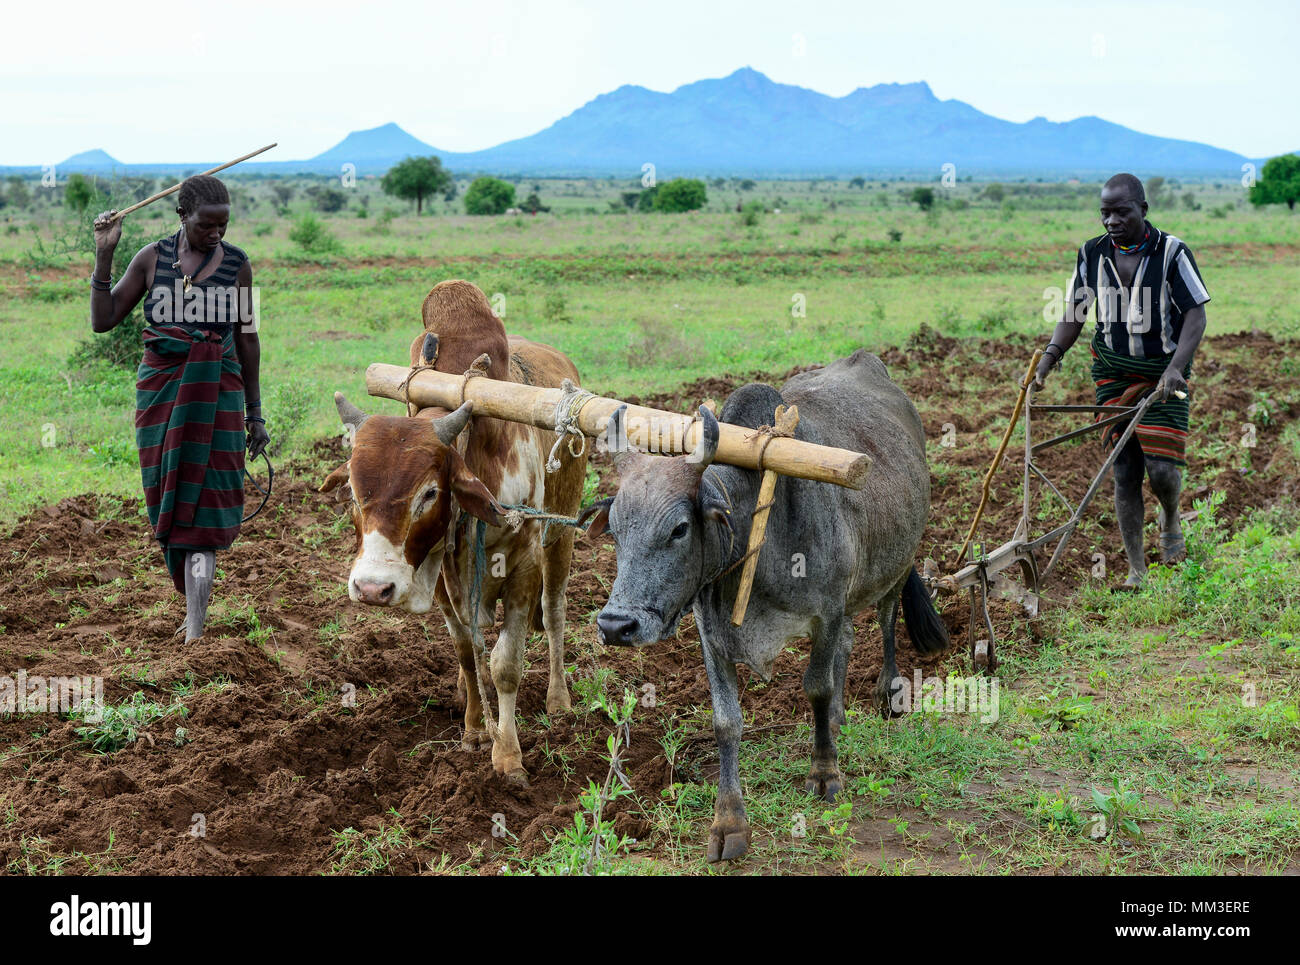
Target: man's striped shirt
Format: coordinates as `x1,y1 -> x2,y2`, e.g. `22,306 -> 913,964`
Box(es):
1065,220 -> 1211,359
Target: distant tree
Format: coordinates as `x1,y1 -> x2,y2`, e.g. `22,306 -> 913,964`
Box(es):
637,185 -> 659,211
1146,176 -> 1166,203
271,183 -> 295,208
1249,154 -> 1300,211
307,185 -> 348,213
7,176 -> 32,209
739,179 -> 756,191
620,191 -> 640,209
849,177 -> 866,189
982,182 -> 1005,202
740,200 -> 765,226
654,178 -> 707,213
444,181 -> 459,203
65,173 -> 100,213
910,187 -> 935,211
464,176 -> 515,215
521,192 -> 550,214
382,156 -> 452,214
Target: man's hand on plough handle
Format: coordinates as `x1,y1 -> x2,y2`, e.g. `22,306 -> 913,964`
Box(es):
1032,349 -> 1056,392
1154,364 -> 1189,403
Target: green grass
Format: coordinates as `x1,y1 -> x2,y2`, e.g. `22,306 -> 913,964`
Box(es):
2,178 -> 1298,521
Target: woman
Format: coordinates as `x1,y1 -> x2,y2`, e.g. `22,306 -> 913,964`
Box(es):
91,174 -> 270,642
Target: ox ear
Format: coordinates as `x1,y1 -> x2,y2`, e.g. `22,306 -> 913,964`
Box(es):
446,447 -> 503,526
320,461 -> 351,494
576,497 -> 614,539
421,332 -> 439,365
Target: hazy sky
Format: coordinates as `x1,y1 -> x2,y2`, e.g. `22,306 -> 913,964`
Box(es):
2,0 -> 1295,165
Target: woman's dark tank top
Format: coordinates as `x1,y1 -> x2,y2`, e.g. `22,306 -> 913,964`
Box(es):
142,231 -> 249,332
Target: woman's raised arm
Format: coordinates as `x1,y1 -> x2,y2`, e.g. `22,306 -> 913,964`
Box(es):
90,210 -> 152,333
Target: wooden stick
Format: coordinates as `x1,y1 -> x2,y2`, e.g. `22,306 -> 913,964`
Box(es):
954,351 -> 1042,566
99,144 -> 277,223
731,404 -> 799,626
365,362 -> 872,489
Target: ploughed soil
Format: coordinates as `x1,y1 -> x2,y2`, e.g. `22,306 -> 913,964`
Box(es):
0,330 -> 1294,875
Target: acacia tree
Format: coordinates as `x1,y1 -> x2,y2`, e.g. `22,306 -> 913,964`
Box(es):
1249,154 -> 1300,211
381,156 -> 452,214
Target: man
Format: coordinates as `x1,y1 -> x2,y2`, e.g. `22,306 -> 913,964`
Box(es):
1034,173 -> 1210,588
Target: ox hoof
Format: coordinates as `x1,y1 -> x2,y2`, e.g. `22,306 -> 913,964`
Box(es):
546,692 -> 573,716
461,728 -> 492,753
805,768 -> 844,802
503,767 -> 530,788
706,825 -> 752,864
874,678 -> 905,719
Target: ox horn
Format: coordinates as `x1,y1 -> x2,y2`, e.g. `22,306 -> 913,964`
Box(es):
433,400 -> 474,445
686,404 -> 719,470
606,404 -> 642,474
334,392 -> 369,431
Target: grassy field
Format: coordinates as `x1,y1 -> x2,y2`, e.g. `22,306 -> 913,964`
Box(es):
0,175 -> 1297,875
1,176 -> 1297,521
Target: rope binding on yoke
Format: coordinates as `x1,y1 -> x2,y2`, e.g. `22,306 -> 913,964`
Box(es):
548,378 -> 594,473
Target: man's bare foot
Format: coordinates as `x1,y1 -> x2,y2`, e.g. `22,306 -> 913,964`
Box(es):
1113,571 -> 1145,593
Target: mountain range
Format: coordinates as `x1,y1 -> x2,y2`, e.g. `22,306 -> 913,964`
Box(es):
8,68 -> 1280,179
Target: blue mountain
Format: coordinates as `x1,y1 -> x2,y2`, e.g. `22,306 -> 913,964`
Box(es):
17,69 -> 1267,178
310,122 -> 437,165
58,149 -> 123,170
426,68 -> 1249,177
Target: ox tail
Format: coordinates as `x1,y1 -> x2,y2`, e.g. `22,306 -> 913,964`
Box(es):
901,566 -> 950,654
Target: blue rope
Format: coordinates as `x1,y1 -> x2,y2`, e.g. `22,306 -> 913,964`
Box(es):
465,503 -> 590,686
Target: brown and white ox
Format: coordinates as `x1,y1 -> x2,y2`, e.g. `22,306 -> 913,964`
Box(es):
320,280 -> 587,783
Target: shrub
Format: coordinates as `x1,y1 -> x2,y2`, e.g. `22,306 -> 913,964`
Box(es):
267,376 -> 316,454
464,177 -> 516,215
739,200 -> 764,226
654,178 -> 707,213
542,291 -> 571,324
65,174 -> 102,214
288,213 -> 341,254
307,185 -> 348,213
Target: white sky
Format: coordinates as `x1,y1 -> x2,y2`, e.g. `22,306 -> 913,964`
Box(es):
1,0 -> 1295,165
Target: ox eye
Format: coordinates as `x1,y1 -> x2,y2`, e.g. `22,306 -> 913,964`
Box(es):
420,487 -> 438,506
670,521 -> 689,541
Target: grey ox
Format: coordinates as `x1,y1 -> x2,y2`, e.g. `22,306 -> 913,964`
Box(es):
579,349 -> 949,863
